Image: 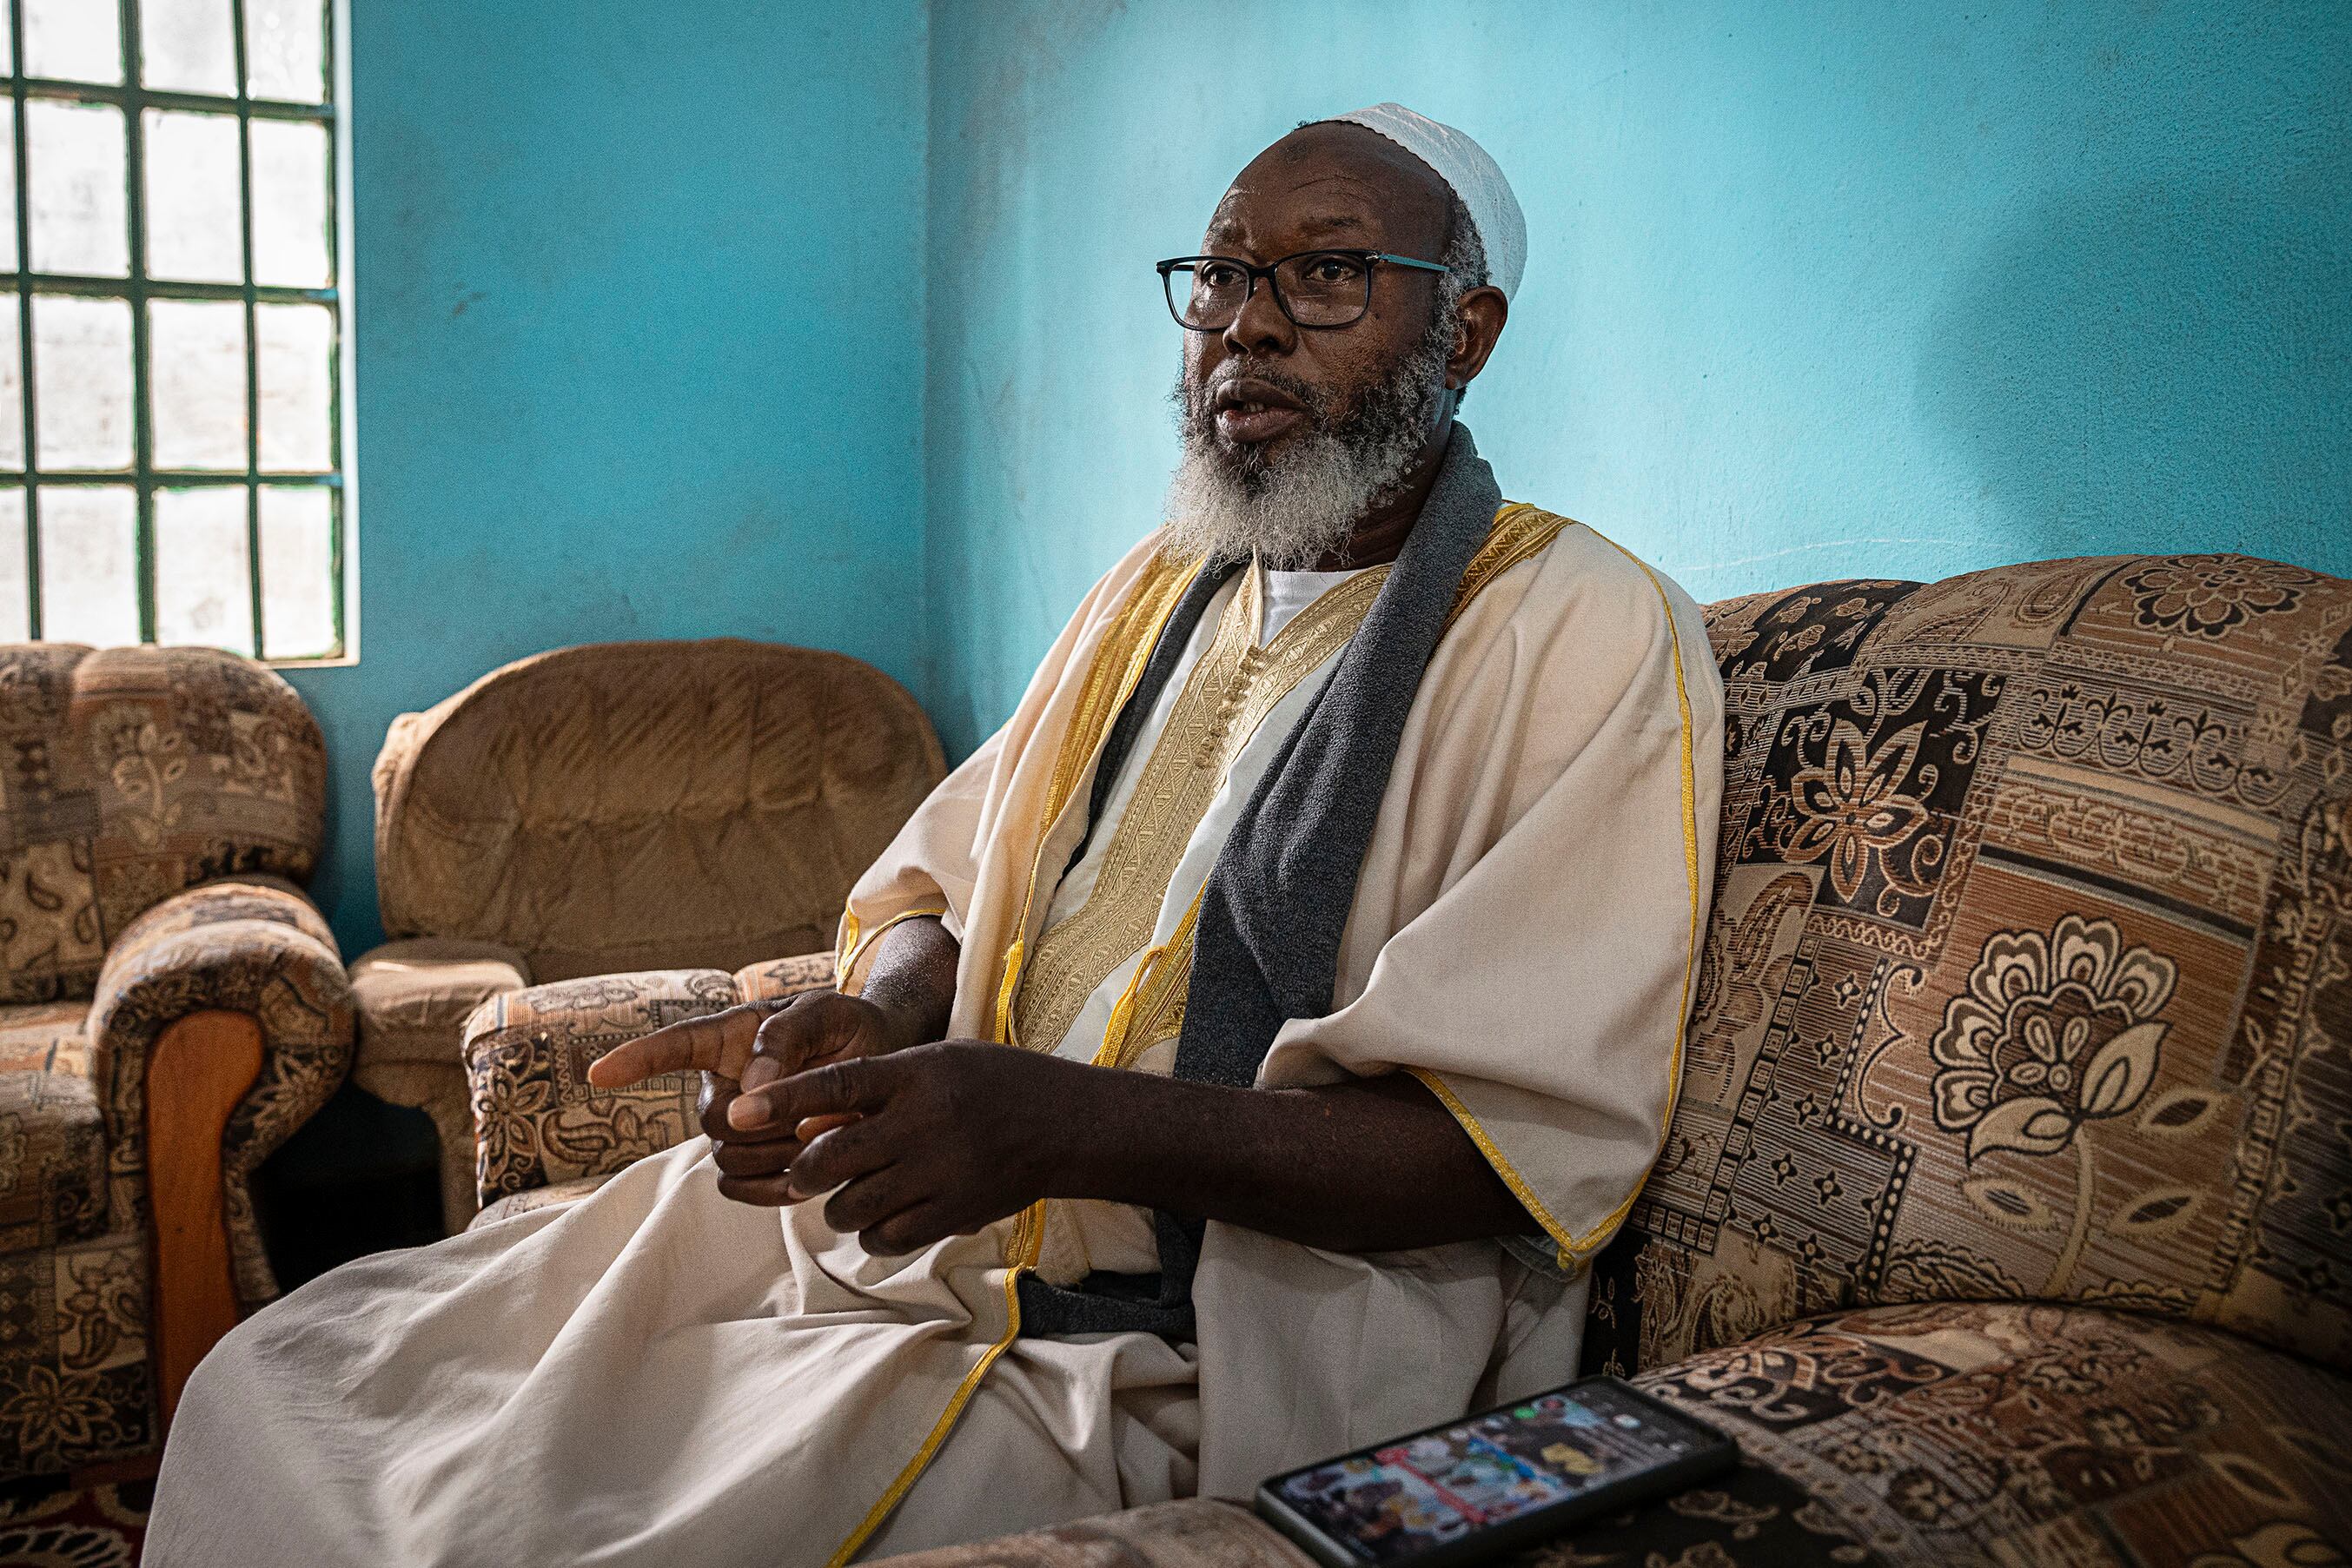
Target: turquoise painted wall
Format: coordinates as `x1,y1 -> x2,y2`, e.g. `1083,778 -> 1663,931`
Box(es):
924,0 -> 2352,758
286,0 -> 931,952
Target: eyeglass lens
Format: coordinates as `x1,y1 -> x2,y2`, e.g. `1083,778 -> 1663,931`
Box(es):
1171,254 -> 1375,329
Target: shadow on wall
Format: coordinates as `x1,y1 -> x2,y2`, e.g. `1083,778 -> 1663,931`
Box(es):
1918,175 -> 2350,573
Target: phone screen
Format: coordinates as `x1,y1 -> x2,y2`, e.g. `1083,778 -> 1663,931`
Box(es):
1267,1382 -> 1715,1563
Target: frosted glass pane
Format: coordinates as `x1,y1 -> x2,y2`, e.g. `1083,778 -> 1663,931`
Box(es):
38,486 -> 138,646
256,303 -> 329,472
245,0 -> 325,103
151,300 -> 248,471
143,110 -> 244,285
24,0 -> 122,85
250,120 -> 329,288
0,492 -> 27,642
0,306 -> 20,471
142,0 -> 237,95
33,295 -> 134,471
258,486 -> 334,657
0,104 -> 17,274
27,102 -> 129,279
156,486 -> 254,652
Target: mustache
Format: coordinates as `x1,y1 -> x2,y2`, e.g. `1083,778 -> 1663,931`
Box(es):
1183,361 -> 1332,429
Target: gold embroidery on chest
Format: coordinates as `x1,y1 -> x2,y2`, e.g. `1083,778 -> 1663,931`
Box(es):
1010,563 -> 1387,1054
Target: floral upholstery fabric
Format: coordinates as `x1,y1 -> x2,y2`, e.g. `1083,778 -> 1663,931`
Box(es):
469,1174 -> 613,1230
733,951 -> 838,1002
1584,555 -> 2352,1376
1622,1302 -> 2352,1567
464,955 -> 839,1212
0,875 -> 349,1481
868,1499 -> 1319,1567
465,968 -> 738,1209
1005,1301 -> 2348,1568
0,645 -> 323,1005
0,643 -> 345,1481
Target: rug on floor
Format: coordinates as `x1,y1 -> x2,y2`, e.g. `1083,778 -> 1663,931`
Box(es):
0,1475 -> 150,1567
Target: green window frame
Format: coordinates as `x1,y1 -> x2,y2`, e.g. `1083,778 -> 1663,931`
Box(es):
3,0 -> 351,662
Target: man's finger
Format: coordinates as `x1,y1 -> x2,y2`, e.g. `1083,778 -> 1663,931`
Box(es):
587,1001 -> 785,1088
730,1056 -> 895,1133
822,1163 -> 922,1237
862,1201 -> 966,1258
784,1114 -> 898,1198
742,993 -> 858,1092
715,1173 -> 797,1207
711,1136 -> 803,1180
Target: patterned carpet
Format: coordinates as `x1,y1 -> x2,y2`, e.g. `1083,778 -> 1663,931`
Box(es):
0,1476 -> 149,1566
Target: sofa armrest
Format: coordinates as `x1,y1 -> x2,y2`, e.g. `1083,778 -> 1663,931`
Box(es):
88,875 -> 355,1308
463,968 -> 736,1211
731,951 -> 837,1003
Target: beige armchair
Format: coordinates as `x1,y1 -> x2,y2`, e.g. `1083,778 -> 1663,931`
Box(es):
352,638 -> 943,1232
0,644 -> 353,1479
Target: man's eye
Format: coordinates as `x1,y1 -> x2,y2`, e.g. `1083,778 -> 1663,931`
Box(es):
1197,263 -> 1246,290
1304,255 -> 1363,285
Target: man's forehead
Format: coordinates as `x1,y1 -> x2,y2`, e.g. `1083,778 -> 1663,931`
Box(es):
1203,122 -> 1450,254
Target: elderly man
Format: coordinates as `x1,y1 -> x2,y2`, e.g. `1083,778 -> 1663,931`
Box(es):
149,105 -> 1722,1566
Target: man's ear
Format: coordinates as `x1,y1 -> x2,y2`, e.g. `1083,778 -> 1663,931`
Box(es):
1446,286 -> 1509,393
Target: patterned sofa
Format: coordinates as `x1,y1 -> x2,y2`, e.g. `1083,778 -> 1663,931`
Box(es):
350,638 -> 943,1233
0,645 -> 352,1480
462,554 -> 2352,1566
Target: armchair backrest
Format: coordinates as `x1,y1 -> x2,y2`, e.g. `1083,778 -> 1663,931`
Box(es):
0,644 -> 325,1002
372,638 -> 945,982
1585,555 -> 2352,1376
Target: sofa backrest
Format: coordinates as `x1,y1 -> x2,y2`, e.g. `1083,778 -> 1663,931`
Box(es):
1583,555 -> 2352,1376
0,644 -> 325,1002
372,638 -> 945,982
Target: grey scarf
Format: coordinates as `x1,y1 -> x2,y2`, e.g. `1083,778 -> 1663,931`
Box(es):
1017,427 -> 1502,1340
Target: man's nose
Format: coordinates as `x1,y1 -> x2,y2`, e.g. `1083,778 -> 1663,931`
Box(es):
1221,272 -> 1295,357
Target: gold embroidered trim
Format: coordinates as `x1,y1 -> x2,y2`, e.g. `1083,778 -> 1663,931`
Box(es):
992,553 -> 1198,1046
837,508 -> 1612,1557
1409,524 -> 1702,1270
1098,504 -> 1581,1081
1011,562 -> 1388,1057
1447,502 -> 1576,628
835,907 -> 948,994
824,1202 -> 1047,1567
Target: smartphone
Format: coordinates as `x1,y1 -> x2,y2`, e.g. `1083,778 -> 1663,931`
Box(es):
1253,1375 -> 1739,1568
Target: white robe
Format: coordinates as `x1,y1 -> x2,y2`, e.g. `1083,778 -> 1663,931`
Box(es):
147,507 -> 1723,1567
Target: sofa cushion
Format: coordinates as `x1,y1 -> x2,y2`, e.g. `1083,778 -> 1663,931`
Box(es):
0,1070 -> 107,1251
352,937 -> 531,1068
1628,1302 -> 2352,1567
1587,556 -> 2352,1374
0,1002 -> 89,1079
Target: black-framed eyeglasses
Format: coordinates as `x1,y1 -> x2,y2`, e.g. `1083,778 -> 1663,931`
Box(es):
1156,249 -> 1449,331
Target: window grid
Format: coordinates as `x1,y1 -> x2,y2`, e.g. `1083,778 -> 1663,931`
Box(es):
3,0 -> 345,660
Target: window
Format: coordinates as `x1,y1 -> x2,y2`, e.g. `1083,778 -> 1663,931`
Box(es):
3,0 -> 348,661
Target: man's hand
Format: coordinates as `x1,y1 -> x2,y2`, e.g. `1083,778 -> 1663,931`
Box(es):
587,990 -> 917,1203
723,1040 -> 1077,1255
586,914 -> 964,1206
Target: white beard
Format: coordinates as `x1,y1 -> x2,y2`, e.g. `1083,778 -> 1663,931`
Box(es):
1161,329 -> 1449,570
1161,427 -> 1413,571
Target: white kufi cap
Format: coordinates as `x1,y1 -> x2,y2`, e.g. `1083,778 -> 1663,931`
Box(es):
1318,103 -> 1527,300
